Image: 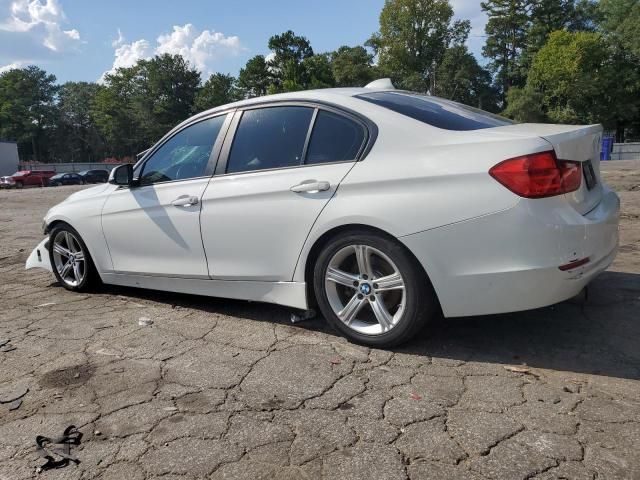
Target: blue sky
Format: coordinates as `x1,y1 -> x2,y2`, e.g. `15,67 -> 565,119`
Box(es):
0,0 -> 487,83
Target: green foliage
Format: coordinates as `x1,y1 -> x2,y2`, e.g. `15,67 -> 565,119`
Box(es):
368,0 -> 470,92
237,55 -> 271,98
195,73 -> 241,111
482,0 -> 601,104
435,45 -> 498,111
514,29 -> 639,135
527,31 -> 607,124
481,0 -> 531,100
331,46 -> 376,87
303,54 -> 335,89
502,85 -> 546,122
55,82 -> 105,162
91,54 -> 200,157
267,30 -> 314,92
0,66 -> 58,161
598,0 -> 640,58
3,0 -> 640,161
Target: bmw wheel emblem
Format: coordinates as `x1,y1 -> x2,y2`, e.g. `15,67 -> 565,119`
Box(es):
359,283 -> 371,295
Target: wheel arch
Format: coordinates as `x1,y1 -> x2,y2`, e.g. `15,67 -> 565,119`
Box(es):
301,223 -> 442,314
45,218 -> 104,274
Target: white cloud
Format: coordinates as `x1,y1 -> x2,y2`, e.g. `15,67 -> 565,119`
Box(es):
156,24 -> 243,73
113,39 -> 152,70
112,28 -> 125,48
0,60 -> 27,72
102,24 -> 244,81
0,0 -> 81,53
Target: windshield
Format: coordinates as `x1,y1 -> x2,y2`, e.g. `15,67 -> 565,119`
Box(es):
12,171 -> 28,176
51,174 -> 64,180
356,91 -> 514,131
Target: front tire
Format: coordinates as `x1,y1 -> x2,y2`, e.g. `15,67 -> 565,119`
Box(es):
313,231 -> 436,347
49,224 -> 99,292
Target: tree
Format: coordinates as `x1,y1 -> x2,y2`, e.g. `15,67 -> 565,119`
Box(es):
0,66 -> 58,161
481,0 -> 531,103
237,55 -> 271,98
92,54 -> 200,157
502,85 -> 546,122
598,0 -> 640,58
55,82 -> 105,162
368,0 -> 470,92
302,54 -> 335,89
91,66 -> 145,157
517,30 -> 637,134
523,0 -> 599,71
331,46 -> 376,87
134,54 -> 201,143
597,0 -> 640,139
267,31 -> 314,92
195,73 -> 240,111
435,46 -> 498,111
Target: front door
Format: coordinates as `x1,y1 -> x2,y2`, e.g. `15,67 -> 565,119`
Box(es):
102,114 -> 229,278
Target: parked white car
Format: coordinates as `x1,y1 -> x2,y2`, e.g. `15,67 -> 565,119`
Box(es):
26,81 -> 620,346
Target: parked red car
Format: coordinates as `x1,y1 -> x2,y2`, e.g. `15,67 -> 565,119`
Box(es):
7,170 -> 56,188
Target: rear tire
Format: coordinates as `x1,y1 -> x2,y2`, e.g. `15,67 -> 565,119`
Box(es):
313,231 -> 436,347
49,224 -> 100,292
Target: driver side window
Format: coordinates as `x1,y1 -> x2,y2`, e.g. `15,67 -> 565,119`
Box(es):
140,114 -> 227,185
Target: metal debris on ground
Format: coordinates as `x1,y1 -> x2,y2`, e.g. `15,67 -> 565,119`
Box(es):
138,316 -> 154,326
290,309 -> 316,324
35,302 -> 57,308
0,338 -> 16,352
504,365 -> 531,374
36,425 -> 83,472
503,365 -> 541,378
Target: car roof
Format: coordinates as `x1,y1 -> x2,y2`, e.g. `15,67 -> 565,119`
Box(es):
197,87 -> 392,117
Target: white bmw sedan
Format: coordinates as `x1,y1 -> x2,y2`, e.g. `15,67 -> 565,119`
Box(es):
26,81 -> 620,346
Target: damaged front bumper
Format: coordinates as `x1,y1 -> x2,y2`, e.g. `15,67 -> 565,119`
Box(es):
25,238 -> 53,272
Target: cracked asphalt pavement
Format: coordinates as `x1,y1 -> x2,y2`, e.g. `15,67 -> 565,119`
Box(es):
1,161 -> 639,479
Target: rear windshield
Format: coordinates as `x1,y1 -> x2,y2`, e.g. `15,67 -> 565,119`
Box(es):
356,91 -> 514,131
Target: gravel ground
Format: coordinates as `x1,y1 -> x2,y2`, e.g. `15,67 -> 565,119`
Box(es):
0,160 -> 639,480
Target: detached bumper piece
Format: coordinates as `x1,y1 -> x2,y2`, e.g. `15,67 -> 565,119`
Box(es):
25,237 -> 53,272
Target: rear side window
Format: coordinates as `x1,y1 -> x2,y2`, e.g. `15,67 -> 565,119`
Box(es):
306,111 -> 365,164
227,107 -> 314,173
356,92 -> 513,131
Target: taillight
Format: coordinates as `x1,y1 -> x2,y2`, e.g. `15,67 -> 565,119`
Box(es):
489,151 -> 582,198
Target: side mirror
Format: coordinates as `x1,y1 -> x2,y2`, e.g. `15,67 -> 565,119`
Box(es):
108,164 -> 134,186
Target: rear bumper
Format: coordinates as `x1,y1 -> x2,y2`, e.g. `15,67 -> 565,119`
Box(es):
401,188 -> 620,317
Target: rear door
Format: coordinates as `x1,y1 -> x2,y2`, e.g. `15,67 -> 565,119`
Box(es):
200,104 -> 370,281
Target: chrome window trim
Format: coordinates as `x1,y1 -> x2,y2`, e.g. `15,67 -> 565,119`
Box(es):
214,100 -> 377,177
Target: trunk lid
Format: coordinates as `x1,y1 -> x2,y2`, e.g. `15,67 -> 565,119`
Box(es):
489,123 -> 604,214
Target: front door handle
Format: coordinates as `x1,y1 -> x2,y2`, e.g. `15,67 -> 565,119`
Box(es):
290,180 -> 331,193
171,195 -> 199,207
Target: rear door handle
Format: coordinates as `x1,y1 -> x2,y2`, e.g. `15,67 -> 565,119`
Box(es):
290,180 -> 331,193
171,195 -> 199,207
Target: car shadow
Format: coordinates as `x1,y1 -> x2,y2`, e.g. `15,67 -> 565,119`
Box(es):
97,270 -> 640,381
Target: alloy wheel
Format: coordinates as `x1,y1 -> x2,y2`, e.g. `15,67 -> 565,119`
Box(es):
52,231 -> 86,287
324,244 -> 406,336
